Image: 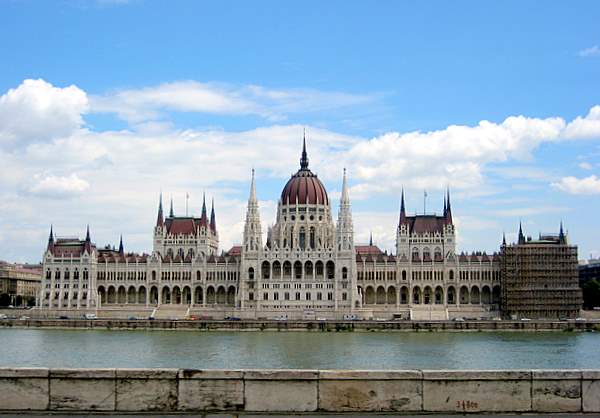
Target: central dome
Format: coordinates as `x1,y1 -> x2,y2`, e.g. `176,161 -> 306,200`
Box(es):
280,137 -> 329,205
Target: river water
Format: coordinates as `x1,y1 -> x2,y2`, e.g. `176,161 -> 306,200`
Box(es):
2,329 -> 599,369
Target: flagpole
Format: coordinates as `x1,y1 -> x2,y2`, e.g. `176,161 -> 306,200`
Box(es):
186,193 -> 189,216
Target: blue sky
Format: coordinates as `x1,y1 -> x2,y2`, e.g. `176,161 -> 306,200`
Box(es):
1,0 -> 600,262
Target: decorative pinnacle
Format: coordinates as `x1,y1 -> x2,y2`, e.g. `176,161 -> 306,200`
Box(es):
300,130 -> 309,170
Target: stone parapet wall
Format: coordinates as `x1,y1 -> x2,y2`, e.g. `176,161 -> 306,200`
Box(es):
0,368 -> 598,413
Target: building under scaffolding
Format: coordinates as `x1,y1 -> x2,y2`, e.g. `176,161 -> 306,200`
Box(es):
500,224 -> 582,319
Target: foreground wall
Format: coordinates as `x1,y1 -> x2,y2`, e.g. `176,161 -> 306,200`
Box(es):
1,368 -> 599,413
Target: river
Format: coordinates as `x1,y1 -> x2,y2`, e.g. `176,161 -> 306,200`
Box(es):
2,328 -> 598,369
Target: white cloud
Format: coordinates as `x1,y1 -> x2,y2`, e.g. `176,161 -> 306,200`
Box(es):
579,45 -> 600,57
552,175 -> 600,195
28,174 -> 90,197
90,81 -> 375,123
579,162 -> 593,170
3,78 -> 600,261
0,79 -> 88,147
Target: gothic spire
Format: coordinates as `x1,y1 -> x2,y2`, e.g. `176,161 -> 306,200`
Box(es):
341,168 -> 349,204
210,197 -> 216,232
300,129 -> 309,170
559,220 -> 566,244
518,221 -> 525,244
201,192 -> 207,220
156,192 -> 164,226
118,235 -> 124,255
249,168 -> 257,203
169,197 -> 174,218
369,232 -> 373,246
85,224 -> 90,242
48,225 -> 54,244
445,187 -> 453,225
502,232 -> 506,246
399,188 -> 408,226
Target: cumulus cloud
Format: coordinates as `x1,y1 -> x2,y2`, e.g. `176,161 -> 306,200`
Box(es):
579,45 -> 600,57
28,174 -> 90,197
552,175 -> 600,195
0,79 -> 88,147
3,78 -> 600,260
579,162 -> 593,170
90,81 -> 375,123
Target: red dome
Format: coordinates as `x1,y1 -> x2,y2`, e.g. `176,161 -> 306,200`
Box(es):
281,134 -> 329,205
281,169 -> 329,205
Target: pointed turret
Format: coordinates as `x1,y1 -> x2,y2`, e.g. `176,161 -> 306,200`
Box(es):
445,188 -> 453,225
443,193 -> 447,216
118,235 -> 124,255
156,193 -> 164,227
243,168 -> 262,253
502,232 -> 506,246
518,221 -> 525,244
201,192 -> 207,221
47,225 -> 55,252
84,225 -> 92,253
559,221 -> 566,244
341,167 -> 350,204
399,188 -> 408,226
300,129 -> 309,170
210,197 -> 216,233
169,197 -> 174,218
369,232 -> 373,246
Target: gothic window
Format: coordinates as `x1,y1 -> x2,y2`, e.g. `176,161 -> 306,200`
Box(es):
248,268 -> 254,280
342,292 -> 347,301
310,227 -> 315,249
326,261 -> 335,279
342,267 -> 348,279
284,292 -> 290,300
299,227 -> 306,249
295,292 -> 301,300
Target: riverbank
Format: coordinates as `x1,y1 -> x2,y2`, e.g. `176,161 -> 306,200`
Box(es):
1,318 -> 599,332
1,368 -> 598,413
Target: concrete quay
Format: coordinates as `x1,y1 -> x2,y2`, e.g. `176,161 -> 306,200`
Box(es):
0,368 -> 599,414
1,317 -> 600,332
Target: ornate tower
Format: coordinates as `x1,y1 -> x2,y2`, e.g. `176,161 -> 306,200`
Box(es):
336,168 -> 354,253
243,169 -> 263,253
396,189 -> 410,260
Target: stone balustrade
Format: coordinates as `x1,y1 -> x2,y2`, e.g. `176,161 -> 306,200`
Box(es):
0,368 -> 598,413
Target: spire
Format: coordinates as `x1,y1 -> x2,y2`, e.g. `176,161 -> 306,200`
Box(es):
445,187 -> 453,225
559,221 -> 566,244
341,168 -> 349,204
84,225 -> 92,254
47,225 -> 55,251
85,224 -> 90,242
156,193 -> 164,226
210,197 -> 216,232
369,232 -> 373,246
443,192 -> 447,216
201,192 -> 207,220
518,221 -> 525,244
118,235 -> 124,255
169,197 -> 174,218
502,232 -> 506,246
399,188 -> 408,226
300,129 -> 309,170
249,168 -> 257,203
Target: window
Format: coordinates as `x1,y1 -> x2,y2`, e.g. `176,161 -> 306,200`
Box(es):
342,292 -> 347,301
328,292 -> 333,301
284,292 -> 290,300
295,292 -> 301,300
263,292 -> 268,300
306,292 -> 311,301
249,292 -> 254,301
248,268 -> 254,280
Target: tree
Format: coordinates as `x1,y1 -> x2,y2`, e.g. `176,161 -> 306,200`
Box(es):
582,280 -> 600,309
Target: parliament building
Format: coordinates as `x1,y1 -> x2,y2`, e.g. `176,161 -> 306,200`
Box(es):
38,137 -> 580,320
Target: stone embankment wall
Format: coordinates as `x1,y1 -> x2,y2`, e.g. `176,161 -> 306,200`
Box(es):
1,368 -> 599,413
1,318 -> 599,332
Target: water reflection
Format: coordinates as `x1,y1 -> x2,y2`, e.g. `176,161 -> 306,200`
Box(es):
0,329 -> 596,369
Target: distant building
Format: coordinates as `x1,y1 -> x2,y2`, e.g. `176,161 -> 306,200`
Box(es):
0,261 -> 42,307
500,224 -> 582,319
579,258 -> 600,287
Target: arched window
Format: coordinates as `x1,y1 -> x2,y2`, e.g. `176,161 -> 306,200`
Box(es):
449,270 -> 454,280
402,270 -> 407,280
299,227 -> 306,249
309,227 -> 315,249
342,267 -> 348,279
248,267 -> 254,280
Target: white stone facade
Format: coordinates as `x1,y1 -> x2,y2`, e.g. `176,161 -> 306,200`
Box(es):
39,141 -> 501,319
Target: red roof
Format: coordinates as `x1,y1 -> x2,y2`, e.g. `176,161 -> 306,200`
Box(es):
406,215 -> 446,234
227,246 -> 242,256
281,169 -> 328,205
